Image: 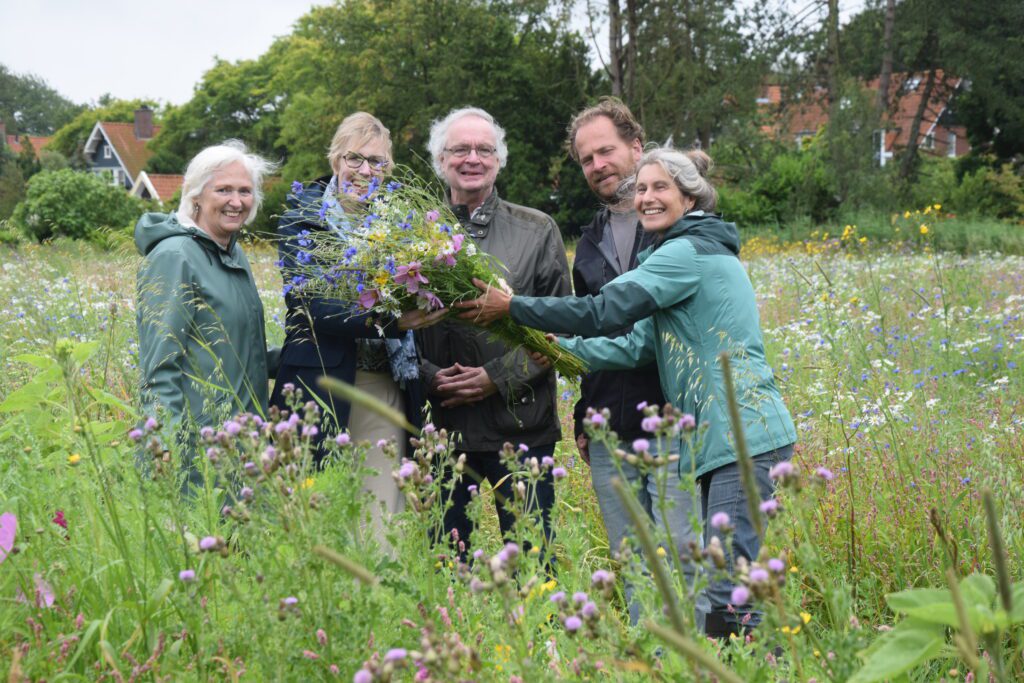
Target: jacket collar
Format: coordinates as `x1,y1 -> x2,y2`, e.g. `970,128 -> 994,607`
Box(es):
448,188 -> 499,238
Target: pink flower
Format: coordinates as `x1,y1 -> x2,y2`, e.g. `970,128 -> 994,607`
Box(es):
358,289 -> 380,310
426,209 -> 440,222
335,433 -> 351,446
564,615 -> 582,632
394,261 -> 429,293
710,512 -> 731,530
16,573 -> 55,608
303,650 -> 319,660
0,512 -> 17,564
418,289 -> 444,310
731,585 -> 750,605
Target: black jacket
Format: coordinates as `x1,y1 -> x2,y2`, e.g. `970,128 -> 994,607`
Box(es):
571,207 -> 665,440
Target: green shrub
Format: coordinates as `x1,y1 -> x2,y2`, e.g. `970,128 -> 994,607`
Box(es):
950,162 -> 1024,219
11,169 -> 146,242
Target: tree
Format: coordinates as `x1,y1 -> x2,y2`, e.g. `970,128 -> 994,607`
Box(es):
48,99 -> 160,166
11,169 -> 145,241
0,64 -> 83,135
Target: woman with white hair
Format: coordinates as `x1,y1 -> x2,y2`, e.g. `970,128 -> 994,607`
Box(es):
459,146 -> 797,638
135,139 -> 278,486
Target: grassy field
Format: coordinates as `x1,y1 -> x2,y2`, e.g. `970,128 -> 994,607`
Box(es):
1,229 -> 1022,681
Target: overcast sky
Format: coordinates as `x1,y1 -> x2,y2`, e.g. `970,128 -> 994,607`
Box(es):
0,0 -> 326,106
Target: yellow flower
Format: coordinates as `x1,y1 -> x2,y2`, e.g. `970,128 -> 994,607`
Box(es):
934,203 -> 942,211
849,296 -> 860,306
656,547 -> 667,558
68,453 -> 81,465
858,236 -> 868,244
302,477 -> 315,489
789,565 -> 799,573
920,224 -> 929,235
923,205 -> 932,214
903,210 -> 911,219
801,612 -> 812,624
529,546 -> 541,555
374,272 -> 390,287
781,625 -> 801,635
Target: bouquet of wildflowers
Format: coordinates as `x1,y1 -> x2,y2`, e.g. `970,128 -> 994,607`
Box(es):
284,172 -> 586,377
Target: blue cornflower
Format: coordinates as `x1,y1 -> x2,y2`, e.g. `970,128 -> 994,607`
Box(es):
385,257 -> 397,275
297,230 -> 312,247
398,221 -> 412,230
438,223 -> 452,234
386,181 -> 402,192
343,246 -> 358,262
274,259 -> 285,268
297,251 -> 312,265
291,180 -> 303,194
318,201 -> 328,221
363,213 -> 379,229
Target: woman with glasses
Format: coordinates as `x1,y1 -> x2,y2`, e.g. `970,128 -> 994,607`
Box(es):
271,112 -> 440,530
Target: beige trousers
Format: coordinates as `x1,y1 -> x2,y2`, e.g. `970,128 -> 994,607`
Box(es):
349,370 -> 407,532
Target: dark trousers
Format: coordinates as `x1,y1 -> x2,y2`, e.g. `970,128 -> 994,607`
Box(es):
698,443 -> 794,638
441,444 -> 556,560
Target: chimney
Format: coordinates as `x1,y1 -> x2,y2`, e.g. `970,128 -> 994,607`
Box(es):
134,106 -> 154,140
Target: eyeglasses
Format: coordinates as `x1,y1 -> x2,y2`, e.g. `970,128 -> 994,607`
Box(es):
342,152 -> 388,170
444,145 -> 497,159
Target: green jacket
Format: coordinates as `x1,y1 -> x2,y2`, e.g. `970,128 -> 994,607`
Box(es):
509,211 -> 796,477
135,213 -> 274,434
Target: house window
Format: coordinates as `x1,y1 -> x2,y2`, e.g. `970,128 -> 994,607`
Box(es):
111,169 -> 122,186
947,132 -> 957,158
903,76 -> 922,92
921,133 -> 935,150
103,145 -> 112,159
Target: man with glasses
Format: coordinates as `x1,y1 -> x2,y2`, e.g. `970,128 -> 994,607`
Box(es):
419,107 -> 571,563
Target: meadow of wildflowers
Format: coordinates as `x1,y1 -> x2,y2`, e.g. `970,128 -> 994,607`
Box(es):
0,231 -> 1022,681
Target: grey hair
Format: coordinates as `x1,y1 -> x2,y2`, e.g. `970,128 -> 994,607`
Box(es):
426,107 -> 508,179
176,139 -> 278,225
634,146 -> 717,212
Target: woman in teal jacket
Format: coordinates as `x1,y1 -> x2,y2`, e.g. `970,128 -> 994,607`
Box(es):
135,140 -> 278,488
460,147 -> 797,638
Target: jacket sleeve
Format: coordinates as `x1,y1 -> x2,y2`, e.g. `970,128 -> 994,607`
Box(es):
483,217 -> 572,401
277,198 -> 403,340
136,248 -> 193,426
559,316 -> 657,371
509,238 -> 701,337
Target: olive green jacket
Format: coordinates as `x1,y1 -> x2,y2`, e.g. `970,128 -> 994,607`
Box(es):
135,213 -> 276,434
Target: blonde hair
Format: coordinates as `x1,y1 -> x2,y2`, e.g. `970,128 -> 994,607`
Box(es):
176,139 -> 277,225
634,147 -> 717,212
326,112 -> 394,175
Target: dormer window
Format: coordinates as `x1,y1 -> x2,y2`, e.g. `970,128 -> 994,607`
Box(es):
103,145 -> 112,159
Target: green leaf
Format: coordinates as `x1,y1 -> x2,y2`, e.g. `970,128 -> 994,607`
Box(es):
144,578 -> 174,618
848,618 -> 946,683
960,573 -> 996,606
886,587 -> 959,628
1011,583 -> 1024,625
10,353 -> 56,369
71,340 -> 100,364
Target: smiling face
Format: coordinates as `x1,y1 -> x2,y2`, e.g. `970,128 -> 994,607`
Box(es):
633,162 -> 694,233
334,137 -> 391,197
440,115 -> 499,206
574,115 -> 642,203
194,161 -> 254,247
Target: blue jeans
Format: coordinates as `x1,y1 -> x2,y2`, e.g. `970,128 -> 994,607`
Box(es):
589,438 -> 707,628
698,443 -> 794,637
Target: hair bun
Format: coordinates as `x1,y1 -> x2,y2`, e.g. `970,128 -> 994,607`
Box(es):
686,149 -> 713,178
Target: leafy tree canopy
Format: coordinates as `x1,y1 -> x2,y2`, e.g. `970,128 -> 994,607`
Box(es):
0,64 -> 83,136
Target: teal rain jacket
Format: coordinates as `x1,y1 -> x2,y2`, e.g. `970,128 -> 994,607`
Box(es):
509,211 -> 796,477
135,212 -> 274,435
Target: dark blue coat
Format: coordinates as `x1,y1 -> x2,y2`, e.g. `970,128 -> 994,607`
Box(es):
269,177 -> 425,458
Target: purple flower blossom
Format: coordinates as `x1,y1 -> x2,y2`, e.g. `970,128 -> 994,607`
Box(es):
542,456 -> 555,468
291,180 -> 303,194
769,461 -> 794,481
518,443 -> 529,452
591,569 -> 613,586
376,439 -> 389,449
759,499 -> 780,516
423,423 -> 436,434
473,549 -> 485,560
179,569 -> 196,582
223,420 -> 242,436
199,427 -> 215,441
552,467 -> 567,480
815,466 -> 835,481
550,591 -> 567,604
239,486 -> 254,501
394,261 -> 429,294
750,568 -> 769,583
198,536 -> 218,551
384,648 -> 407,663
128,428 -> 143,442
588,413 -> 605,427
398,462 -> 416,479
767,558 -> 785,573
582,601 -> 598,618
426,209 -> 440,222
632,438 -> 650,453
564,616 -> 582,632
641,416 -> 662,433
354,669 -> 373,683
710,512 -> 731,530
144,417 -> 159,432
357,288 -> 379,310
636,401 -> 648,411
335,433 -> 351,446
283,596 -> 299,606
573,591 -> 588,604
678,413 -> 696,431
731,586 -> 750,605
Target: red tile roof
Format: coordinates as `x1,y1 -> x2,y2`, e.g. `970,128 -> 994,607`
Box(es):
147,173 -> 184,201
5,135 -> 52,159
101,122 -> 162,179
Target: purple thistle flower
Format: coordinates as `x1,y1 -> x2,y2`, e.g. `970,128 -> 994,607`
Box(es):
239,486 -> 254,502
283,596 -> 299,606
552,467 -> 567,480
710,512 -> 731,530
731,586 -> 750,605
588,413 -> 605,427
581,601 -> 598,618
426,209 -> 440,222
335,433 -> 351,446
591,569 -> 613,586
144,417 -> 159,432
678,413 -> 696,431
816,466 -> 835,481
398,462 -> 416,480
223,420 -> 242,436
564,616 -> 582,632
750,568 -> 769,583
767,558 -> 785,573
128,428 -> 143,442
541,456 -> 555,468
636,401 -> 648,411
550,591 -> 567,604
632,438 -> 650,453
769,461 -> 794,480
179,569 -> 196,582
198,536 -> 218,551
573,591 -> 588,604
384,648 -> 407,663
641,416 -> 662,433
354,669 -> 373,683
759,499 -> 780,516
